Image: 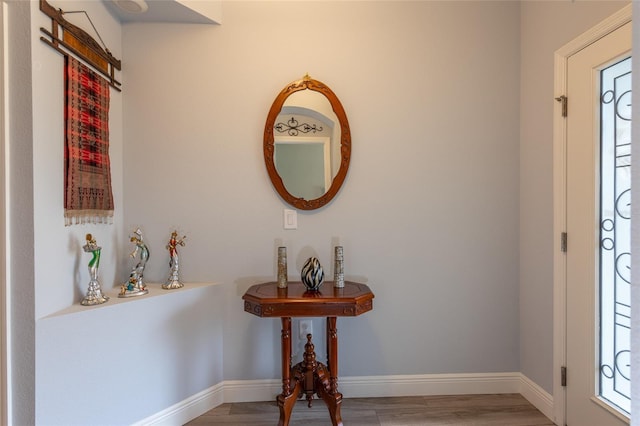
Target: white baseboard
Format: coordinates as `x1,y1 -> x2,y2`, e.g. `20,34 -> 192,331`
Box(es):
339,372 -> 523,397
134,372 -> 554,425
132,382 -> 224,426
518,374 -> 555,422
223,378 -> 282,403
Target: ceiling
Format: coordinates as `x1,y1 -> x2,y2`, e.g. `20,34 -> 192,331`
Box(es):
103,0 -> 221,24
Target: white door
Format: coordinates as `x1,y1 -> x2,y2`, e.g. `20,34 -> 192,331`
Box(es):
565,21 -> 631,426
0,2 -> 5,423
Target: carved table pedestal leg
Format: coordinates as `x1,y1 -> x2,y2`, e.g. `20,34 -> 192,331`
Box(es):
277,317 -> 343,426
277,317 -> 298,426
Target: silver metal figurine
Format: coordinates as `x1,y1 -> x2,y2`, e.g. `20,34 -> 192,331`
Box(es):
119,228 -> 149,298
163,230 -> 187,290
81,234 -> 109,306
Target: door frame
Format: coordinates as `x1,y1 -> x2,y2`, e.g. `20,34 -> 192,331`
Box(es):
552,5 -> 632,425
0,1 -> 6,423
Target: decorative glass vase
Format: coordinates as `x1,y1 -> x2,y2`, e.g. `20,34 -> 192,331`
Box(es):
301,257 -> 324,291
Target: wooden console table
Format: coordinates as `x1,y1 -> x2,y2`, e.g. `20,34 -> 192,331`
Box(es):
243,281 -> 374,426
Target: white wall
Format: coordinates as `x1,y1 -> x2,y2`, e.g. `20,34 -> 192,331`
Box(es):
36,283 -> 223,425
123,1 -> 522,383
122,0 -> 630,398
7,1 -> 633,424
519,0 -> 629,393
5,1 -> 225,424
32,0 -> 124,320
6,1 -> 35,423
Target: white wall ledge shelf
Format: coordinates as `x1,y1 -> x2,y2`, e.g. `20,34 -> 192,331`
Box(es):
36,281 -> 225,424
43,281 -> 221,319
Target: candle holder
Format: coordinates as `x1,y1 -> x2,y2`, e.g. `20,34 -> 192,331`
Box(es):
277,246 -> 288,288
334,246 -> 344,288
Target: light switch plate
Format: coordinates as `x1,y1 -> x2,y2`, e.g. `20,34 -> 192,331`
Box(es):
284,209 -> 297,229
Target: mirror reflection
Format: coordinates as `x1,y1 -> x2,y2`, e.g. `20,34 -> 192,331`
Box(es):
264,76 -> 351,210
274,90 -> 341,200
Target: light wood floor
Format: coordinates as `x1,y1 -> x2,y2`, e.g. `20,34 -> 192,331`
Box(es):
185,393 -> 556,425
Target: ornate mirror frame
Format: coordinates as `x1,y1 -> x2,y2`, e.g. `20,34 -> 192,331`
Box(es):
264,76 -> 351,210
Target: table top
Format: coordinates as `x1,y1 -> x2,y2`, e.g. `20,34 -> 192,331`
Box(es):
243,281 -> 374,318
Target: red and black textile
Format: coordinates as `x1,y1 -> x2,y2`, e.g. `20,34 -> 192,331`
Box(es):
64,55 -> 114,225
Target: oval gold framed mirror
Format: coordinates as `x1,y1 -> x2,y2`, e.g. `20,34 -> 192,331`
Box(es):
264,75 -> 351,210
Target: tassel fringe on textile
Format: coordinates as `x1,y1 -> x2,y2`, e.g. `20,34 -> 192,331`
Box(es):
65,210 -> 113,226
